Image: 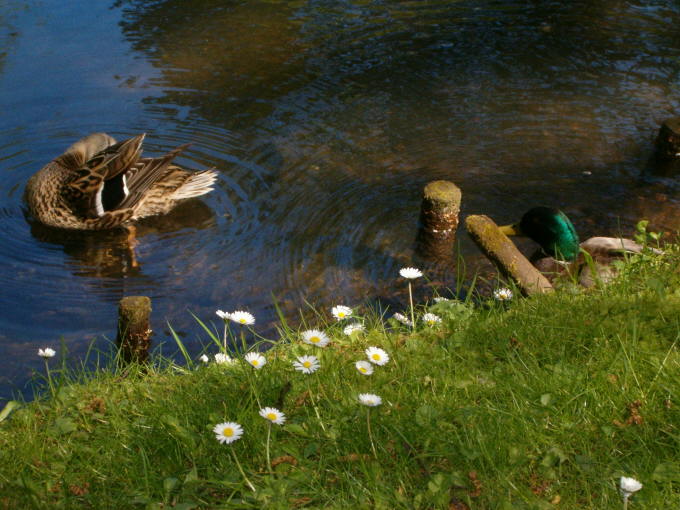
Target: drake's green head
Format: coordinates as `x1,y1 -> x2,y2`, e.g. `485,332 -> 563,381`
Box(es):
501,207 -> 580,261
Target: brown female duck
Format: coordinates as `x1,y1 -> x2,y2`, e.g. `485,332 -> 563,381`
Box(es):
25,133 -> 217,230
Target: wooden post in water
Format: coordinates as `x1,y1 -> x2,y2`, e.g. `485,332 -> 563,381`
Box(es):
465,214 -> 553,296
415,180 -> 462,262
116,296 -> 152,364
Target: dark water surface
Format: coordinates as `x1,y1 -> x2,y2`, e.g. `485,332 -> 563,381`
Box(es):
1,0 -> 679,401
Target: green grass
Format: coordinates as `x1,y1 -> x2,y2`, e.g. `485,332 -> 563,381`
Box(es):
0,243 -> 679,509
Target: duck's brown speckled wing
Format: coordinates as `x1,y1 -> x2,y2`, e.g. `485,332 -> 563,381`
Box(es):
65,134 -> 146,219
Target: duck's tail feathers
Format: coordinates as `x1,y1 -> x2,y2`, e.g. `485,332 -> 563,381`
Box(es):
172,169 -> 218,199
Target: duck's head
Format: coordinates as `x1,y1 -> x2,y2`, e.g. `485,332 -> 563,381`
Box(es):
499,207 -> 580,261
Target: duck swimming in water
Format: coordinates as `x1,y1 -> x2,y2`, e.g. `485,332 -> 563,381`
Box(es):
499,207 -> 660,287
25,133 -> 217,230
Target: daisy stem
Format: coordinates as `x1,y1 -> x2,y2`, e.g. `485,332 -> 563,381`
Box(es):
366,408 -> 378,459
244,364 -> 262,409
231,449 -> 256,492
623,494 -> 629,510
307,383 -> 327,432
44,360 -> 55,396
266,423 -> 273,476
222,321 -> 228,351
408,281 -> 415,329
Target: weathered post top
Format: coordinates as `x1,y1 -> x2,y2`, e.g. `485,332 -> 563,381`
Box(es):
416,180 -> 462,262
465,214 -> 553,296
420,180 -> 462,235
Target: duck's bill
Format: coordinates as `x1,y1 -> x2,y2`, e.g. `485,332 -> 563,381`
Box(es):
498,223 -> 522,236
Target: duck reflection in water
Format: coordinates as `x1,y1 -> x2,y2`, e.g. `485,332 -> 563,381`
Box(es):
26,199 -> 216,278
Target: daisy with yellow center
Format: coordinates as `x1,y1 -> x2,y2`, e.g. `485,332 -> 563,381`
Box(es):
213,421 -> 243,444
365,346 -> 389,366
355,360 -> 374,375
212,421 -> 255,492
343,323 -> 365,336
493,288 -> 513,301
293,355 -> 320,374
230,310 -> 255,325
358,393 -> 382,407
399,267 -> 422,279
259,407 -> 286,425
301,329 -> 330,347
331,305 -> 352,320
214,353 -> 234,364
38,348 -> 56,359
422,312 -> 442,326
244,352 -> 266,369
392,312 -> 413,327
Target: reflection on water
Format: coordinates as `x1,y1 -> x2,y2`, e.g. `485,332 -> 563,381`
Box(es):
1,0 -> 679,401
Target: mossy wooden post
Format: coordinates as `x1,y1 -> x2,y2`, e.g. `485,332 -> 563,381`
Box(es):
465,214 -> 553,296
416,180 -> 462,261
116,296 -> 152,364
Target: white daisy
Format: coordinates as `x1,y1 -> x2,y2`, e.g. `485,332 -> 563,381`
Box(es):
259,407 -> 286,425
399,267 -> 422,279
331,305 -> 352,320
365,346 -> 389,366
358,393 -> 382,407
230,310 -> 255,326
38,348 -> 56,359
216,310 -> 231,320
355,360 -> 374,376
199,354 -> 210,363
422,313 -> 442,326
620,476 -> 643,498
213,421 -> 243,444
493,288 -> 513,301
392,312 -> 413,327
244,352 -> 266,369
214,353 -> 234,364
301,329 -> 330,348
433,297 -> 452,303
293,355 -> 320,374
343,323 -> 365,336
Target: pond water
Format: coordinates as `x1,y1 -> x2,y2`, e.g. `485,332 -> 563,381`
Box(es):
1,0 -> 679,402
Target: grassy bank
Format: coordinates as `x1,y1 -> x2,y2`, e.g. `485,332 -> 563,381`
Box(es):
1,243 -> 679,509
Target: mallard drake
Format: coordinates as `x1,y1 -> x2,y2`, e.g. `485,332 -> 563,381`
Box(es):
499,207 -> 659,286
25,133 -> 217,230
